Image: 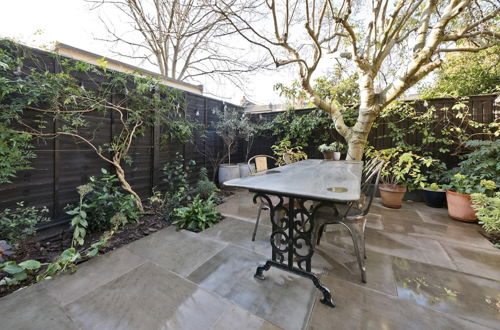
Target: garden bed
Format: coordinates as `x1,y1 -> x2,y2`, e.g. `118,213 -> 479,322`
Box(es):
0,213 -> 168,298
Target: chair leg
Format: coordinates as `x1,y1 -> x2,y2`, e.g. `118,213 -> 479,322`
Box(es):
362,218 -> 367,259
252,203 -> 264,241
340,221 -> 366,283
316,224 -> 325,245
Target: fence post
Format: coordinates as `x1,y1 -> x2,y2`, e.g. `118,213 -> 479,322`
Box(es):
52,57 -> 61,219
152,107 -> 160,189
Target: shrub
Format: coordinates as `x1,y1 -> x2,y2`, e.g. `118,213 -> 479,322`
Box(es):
472,192 -> 500,235
68,169 -> 140,232
0,202 -> 49,245
172,194 -> 221,231
162,152 -> 195,198
193,168 -> 219,200
0,127 -> 36,184
365,147 -> 436,190
457,140 -> 500,185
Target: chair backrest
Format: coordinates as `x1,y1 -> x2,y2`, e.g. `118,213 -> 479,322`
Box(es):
359,158 -> 384,215
248,155 -> 277,173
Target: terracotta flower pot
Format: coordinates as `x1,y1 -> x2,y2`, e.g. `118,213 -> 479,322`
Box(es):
379,184 -> 407,209
445,190 -> 477,222
322,150 -> 334,160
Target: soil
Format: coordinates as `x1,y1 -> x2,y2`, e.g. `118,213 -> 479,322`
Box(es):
481,231 -> 500,248
0,214 -> 168,298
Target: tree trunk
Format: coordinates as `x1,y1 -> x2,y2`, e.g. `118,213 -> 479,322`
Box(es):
114,162 -> 144,212
346,75 -> 379,161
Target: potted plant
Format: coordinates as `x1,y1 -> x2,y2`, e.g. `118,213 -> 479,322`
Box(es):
238,118 -> 259,177
422,161 -> 448,208
444,175 -> 495,222
422,183 -> 447,208
366,148 -> 434,209
213,106 -> 243,185
318,142 -> 345,160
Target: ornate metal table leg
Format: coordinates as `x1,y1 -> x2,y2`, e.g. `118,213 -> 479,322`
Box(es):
254,260 -> 272,280
251,192 -> 335,307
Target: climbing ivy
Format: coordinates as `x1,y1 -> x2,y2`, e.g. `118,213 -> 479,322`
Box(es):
0,39 -> 194,211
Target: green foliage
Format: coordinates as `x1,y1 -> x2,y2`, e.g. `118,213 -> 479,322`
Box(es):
193,168 -> 219,200
366,147 -> 436,190
472,192 -> 500,234
67,169 -> 140,233
162,152 -> 195,198
420,45 -> 500,98
0,39 -> 192,208
444,174 -> 496,195
0,202 -> 49,245
0,127 -> 35,184
376,100 -> 498,157
274,70 -> 359,126
172,194 -> 221,231
66,184 -> 93,247
457,140 -> 500,185
271,140 -> 308,166
148,154 -> 198,220
36,248 -> 81,281
213,106 -> 248,164
268,109 -> 338,148
0,260 -> 41,286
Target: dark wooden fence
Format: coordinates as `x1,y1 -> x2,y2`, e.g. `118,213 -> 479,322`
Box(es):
249,94 -> 499,166
0,45 -> 243,229
1,43 -> 498,229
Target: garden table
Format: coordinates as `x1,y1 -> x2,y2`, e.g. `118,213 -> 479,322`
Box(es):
224,159 -> 363,307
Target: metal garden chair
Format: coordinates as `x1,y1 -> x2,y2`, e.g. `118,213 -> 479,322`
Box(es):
313,158 -> 384,283
247,155 -> 279,241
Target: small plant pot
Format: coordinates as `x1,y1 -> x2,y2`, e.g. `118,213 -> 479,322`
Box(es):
322,150 -> 334,160
445,190 -> 477,222
422,188 -> 446,208
238,162 -> 255,177
333,152 -> 341,160
218,164 -> 240,185
379,184 -> 407,209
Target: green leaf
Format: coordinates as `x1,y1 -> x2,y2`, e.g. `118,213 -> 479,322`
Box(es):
18,260 -> 41,270
2,262 -> 24,274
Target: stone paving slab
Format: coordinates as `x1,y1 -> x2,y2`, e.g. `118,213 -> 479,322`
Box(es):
42,247 -> 145,306
65,262 -> 230,329
188,244 -> 316,330
126,226 -> 227,277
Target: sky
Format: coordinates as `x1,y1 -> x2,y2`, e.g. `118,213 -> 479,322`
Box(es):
0,0 -> 294,105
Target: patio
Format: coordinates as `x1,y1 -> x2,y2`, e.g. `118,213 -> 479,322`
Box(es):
1,189 -> 499,330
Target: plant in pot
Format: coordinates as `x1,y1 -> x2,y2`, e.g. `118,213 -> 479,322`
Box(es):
444,175 -> 495,222
366,147 -> 434,209
238,117 -> 260,177
272,140 -> 307,166
318,141 -> 345,160
422,161 -> 448,208
213,106 -> 244,185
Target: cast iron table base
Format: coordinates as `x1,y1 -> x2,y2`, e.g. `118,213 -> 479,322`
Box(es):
251,192 -> 335,307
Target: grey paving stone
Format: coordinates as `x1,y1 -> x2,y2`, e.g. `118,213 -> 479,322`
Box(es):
66,262 -> 230,330
126,226 -> 226,276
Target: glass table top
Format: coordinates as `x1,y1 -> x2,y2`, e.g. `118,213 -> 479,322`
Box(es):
224,159 -> 363,202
